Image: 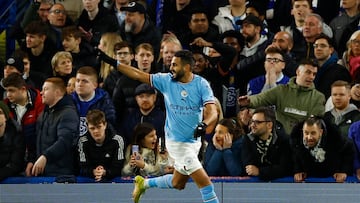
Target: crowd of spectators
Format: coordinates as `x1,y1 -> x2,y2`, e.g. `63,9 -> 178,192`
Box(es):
2,0 -> 360,183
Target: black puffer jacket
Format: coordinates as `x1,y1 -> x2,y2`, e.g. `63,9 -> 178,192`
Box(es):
35,95 -> 79,176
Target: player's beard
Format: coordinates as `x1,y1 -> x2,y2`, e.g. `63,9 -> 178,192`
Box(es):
171,69 -> 185,81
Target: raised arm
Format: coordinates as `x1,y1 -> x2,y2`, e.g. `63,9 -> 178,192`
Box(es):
117,63 -> 151,84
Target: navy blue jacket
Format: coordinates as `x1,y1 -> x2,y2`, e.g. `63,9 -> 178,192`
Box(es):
205,137 -> 244,176
121,107 -> 165,146
35,95 -> 79,176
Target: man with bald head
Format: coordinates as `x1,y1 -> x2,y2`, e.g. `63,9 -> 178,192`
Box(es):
271,31 -> 297,77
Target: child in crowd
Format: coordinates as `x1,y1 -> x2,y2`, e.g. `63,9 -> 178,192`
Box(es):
66,77 -> 76,94
122,122 -> 173,177
78,109 -> 124,182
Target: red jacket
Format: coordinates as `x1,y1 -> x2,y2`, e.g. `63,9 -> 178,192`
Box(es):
4,87 -> 44,162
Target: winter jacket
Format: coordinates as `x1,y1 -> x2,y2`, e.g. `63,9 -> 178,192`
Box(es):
314,54 -> 351,99
249,77 -> 325,135
112,76 -> 141,125
212,5 -> 244,34
242,131 -> 292,180
119,18 -> 161,59
248,73 -> 290,95
35,95 -> 79,176
324,104 -> 360,138
291,120 -> 354,177
0,119 -> 25,181
72,88 -> 116,136
121,107 -> 165,146
5,87 -> 44,163
348,121 -> 360,171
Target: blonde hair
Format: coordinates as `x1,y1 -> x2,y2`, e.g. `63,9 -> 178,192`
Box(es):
158,34 -> 182,62
51,51 -> 73,75
347,30 -> 360,57
99,32 -> 122,79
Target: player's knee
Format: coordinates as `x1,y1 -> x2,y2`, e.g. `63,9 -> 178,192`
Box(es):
172,181 -> 186,190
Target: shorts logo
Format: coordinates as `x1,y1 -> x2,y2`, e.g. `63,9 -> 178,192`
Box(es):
183,156 -> 193,171
181,90 -> 188,98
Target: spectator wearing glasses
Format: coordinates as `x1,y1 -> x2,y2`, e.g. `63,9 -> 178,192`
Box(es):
247,46 -> 290,95
238,59 -> 325,135
102,41 -> 132,97
46,3 -> 75,50
338,30 -> 360,80
270,31 -> 298,78
10,0 -> 53,47
241,106 -> 292,180
313,34 -> 351,100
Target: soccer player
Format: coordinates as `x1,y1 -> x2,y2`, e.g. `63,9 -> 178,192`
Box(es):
116,50 -> 219,203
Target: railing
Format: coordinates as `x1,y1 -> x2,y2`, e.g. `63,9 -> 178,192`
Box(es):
1,175 -> 359,184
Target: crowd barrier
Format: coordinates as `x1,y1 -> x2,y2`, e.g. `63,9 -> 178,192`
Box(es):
1,175 -> 359,184
2,176 -> 360,203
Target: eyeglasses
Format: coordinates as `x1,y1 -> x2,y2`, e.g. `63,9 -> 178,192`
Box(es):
313,44 -> 329,49
265,58 -> 284,63
49,9 -> 66,15
249,119 -> 271,125
351,39 -> 360,45
116,52 -> 130,56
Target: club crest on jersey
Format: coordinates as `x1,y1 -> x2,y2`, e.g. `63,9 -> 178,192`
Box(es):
181,90 -> 188,98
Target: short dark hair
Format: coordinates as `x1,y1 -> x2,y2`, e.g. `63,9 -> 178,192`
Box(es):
174,50 -> 195,69
62,25 -> 82,40
220,30 -> 245,48
189,9 -> 208,23
314,33 -> 335,48
298,58 -> 319,69
3,73 -> 26,89
114,41 -> 133,54
86,109 -> 106,126
24,20 -> 47,36
253,106 -> 276,124
303,116 -> 325,130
